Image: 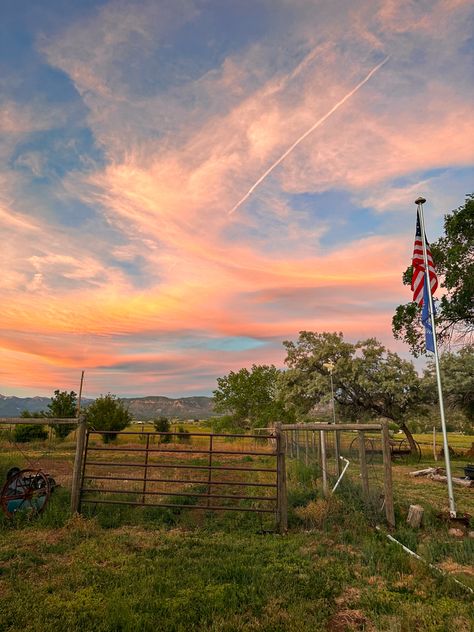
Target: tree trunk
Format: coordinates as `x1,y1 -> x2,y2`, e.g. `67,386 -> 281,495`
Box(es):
399,422 -> 417,453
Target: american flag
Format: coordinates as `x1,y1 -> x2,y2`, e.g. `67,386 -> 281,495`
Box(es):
411,211 -> 438,306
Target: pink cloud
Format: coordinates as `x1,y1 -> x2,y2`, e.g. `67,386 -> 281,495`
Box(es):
1,0 -> 472,396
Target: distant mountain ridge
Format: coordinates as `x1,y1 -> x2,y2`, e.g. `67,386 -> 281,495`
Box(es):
123,396 -> 215,420
0,394 -> 215,420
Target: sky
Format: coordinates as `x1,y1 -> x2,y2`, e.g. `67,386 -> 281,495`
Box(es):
1,0 -> 473,398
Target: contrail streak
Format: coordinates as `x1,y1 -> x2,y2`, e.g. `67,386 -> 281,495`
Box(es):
228,56 -> 390,215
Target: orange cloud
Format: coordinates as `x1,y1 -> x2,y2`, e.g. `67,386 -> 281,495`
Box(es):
1,0 -> 472,396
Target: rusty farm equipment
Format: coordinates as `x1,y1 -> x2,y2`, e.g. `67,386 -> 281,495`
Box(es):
1,467 -> 57,518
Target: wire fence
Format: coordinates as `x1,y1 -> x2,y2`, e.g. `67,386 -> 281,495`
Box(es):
279,423 -> 395,526
0,418 -> 78,491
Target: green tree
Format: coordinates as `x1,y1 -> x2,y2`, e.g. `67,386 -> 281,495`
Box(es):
153,416 -> 171,442
213,364 -> 292,428
281,331 -> 424,450
393,194 -> 474,355
47,389 -> 77,439
83,394 -> 132,443
423,346 -> 474,432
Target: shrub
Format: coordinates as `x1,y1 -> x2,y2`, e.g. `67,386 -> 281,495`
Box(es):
153,416 -> 171,443
176,425 -> 191,444
83,394 -> 132,443
14,424 -> 48,443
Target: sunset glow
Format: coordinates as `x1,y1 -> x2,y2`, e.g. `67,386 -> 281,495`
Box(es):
1,0 -> 473,397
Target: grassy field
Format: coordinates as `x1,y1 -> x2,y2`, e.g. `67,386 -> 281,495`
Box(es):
0,428 -> 472,631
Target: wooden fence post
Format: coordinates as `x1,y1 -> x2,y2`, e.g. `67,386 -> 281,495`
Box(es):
320,430 -> 328,497
358,431 -> 370,501
305,428 -> 309,466
381,421 -> 395,528
275,423 -> 287,533
70,415 -> 87,514
334,431 -> 341,477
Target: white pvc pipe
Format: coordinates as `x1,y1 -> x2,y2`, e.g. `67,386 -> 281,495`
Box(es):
375,526 -> 473,594
332,456 -> 350,493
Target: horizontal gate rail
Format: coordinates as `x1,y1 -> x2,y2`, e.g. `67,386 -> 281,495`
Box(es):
86,446 -> 274,456
88,430 -> 270,439
83,475 -> 277,487
81,488 -> 276,501
84,461 -> 277,472
80,498 -> 277,512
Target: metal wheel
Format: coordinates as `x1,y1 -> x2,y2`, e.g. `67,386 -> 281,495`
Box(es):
399,439 -> 422,463
0,470 -> 51,518
349,436 -> 376,463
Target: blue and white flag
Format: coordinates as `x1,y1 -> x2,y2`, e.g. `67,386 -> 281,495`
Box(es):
421,274 -> 435,352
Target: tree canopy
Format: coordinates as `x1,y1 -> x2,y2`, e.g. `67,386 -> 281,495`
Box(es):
392,194 -> 474,355
212,364 -> 291,427
83,393 -> 132,442
281,331 -> 424,448
47,389 -> 78,438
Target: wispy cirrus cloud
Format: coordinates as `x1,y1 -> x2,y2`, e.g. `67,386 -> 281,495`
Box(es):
0,0 -> 473,396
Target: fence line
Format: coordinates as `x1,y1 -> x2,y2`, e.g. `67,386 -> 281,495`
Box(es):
281,421 -> 395,527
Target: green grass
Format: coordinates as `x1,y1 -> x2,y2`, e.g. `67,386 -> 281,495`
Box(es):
0,430 -> 473,631
0,490 -> 472,632
413,433 -> 473,451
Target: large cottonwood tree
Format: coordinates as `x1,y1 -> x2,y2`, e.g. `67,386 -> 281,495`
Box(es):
281,331 -> 424,450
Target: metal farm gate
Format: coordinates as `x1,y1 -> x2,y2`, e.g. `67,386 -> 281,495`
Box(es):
78,425 -> 287,531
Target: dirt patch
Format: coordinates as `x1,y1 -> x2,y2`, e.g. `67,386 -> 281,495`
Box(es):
327,609 -> 374,631
438,558 -> 474,576
334,587 -> 362,607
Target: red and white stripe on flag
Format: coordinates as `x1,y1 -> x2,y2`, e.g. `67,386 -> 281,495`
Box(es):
411,214 -> 438,306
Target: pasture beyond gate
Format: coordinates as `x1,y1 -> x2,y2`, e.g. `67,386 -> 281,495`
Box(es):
78,426 -> 288,531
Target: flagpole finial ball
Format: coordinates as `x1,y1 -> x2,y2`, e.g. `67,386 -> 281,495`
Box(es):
415,197 -> 427,205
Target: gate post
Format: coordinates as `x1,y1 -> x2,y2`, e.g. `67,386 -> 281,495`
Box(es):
320,430 -> 329,497
275,423 -> 287,533
71,415 -> 87,514
381,421 -> 395,528
358,431 -> 370,501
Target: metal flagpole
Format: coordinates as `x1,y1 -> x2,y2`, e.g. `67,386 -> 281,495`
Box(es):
415,197 -> 456,517
323,361 -> 340,476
